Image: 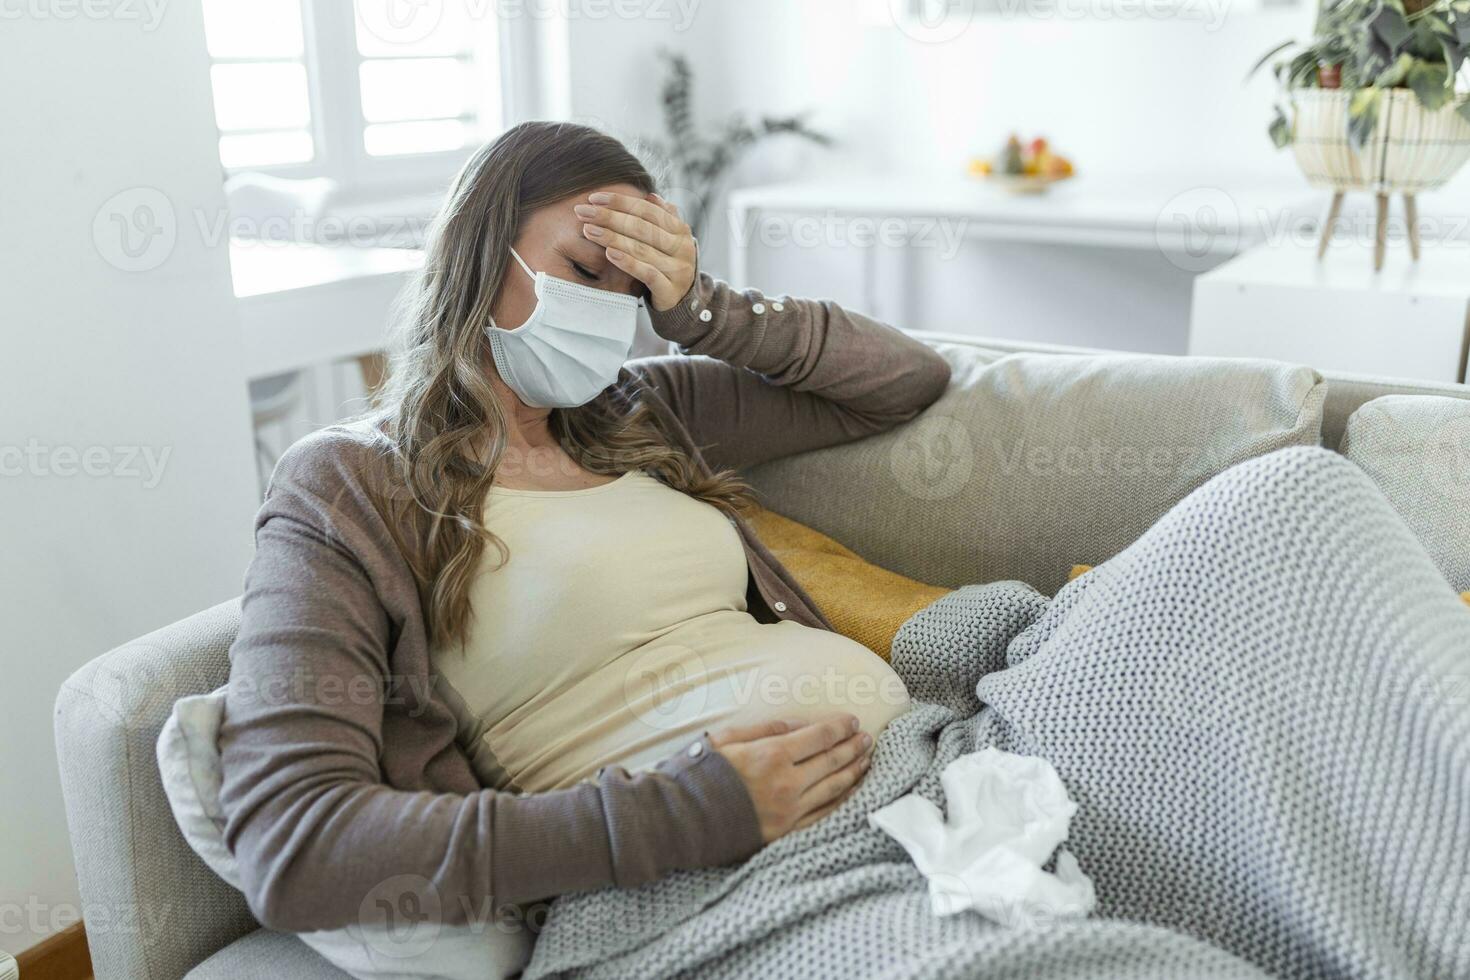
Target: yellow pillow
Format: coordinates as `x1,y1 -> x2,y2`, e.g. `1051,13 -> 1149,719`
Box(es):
745,518 -> 1470,662
745,506 -> 949,660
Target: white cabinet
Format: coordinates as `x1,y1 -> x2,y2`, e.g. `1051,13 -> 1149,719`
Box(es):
1190,239 -> 1470,383
729,176 -> 1314,355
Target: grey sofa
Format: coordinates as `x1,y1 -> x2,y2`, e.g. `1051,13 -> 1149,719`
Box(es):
54,332 -> 1470,979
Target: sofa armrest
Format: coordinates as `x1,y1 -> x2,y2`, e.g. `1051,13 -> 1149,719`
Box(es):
54,599 -> 257,980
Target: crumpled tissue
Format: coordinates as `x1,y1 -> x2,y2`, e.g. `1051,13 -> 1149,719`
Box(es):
868,747 -> 1096,928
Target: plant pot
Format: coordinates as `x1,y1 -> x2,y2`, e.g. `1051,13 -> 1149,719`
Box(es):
1291,88 -> 1470,192
1317,64 -> 1342,89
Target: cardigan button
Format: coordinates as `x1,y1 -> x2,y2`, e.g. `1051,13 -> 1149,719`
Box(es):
699,309 -> 713,323
687,740 -> 705,759
773,601 -> 788,613
771,301 -> 785,312
752,302 -> 766,314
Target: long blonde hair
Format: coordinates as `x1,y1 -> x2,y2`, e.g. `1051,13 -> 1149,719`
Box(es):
370,122 -> 751,648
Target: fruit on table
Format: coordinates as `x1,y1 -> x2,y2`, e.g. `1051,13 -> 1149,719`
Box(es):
1001,135 -> 1025,175
969,133 -> 1075,181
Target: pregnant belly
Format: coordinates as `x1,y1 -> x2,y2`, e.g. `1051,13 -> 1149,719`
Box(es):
484,611 -> 911,793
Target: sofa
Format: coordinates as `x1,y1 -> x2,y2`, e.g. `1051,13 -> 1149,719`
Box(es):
54,331 -> 1470,979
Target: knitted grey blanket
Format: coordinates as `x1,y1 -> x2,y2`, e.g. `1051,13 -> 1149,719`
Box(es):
524,449 -> 1470,980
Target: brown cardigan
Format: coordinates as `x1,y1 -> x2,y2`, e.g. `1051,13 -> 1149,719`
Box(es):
218,272 -> 951,932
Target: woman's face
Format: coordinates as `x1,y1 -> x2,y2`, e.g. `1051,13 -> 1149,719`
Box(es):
489,181 -> 646,333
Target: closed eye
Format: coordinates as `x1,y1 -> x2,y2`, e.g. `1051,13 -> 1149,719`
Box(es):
569,260 -> 599,282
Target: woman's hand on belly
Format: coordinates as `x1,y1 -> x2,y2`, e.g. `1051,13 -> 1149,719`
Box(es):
710,713 -> 873,843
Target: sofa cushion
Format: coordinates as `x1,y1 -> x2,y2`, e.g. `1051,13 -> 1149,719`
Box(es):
186,928 -> 351,979
1341,394 -> 1470,592
744,346 -> 1326,595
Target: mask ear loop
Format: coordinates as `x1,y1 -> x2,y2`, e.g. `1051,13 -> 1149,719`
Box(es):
509,247 -> 537,281
491,247 -> 545,331
488,248 -> 540,331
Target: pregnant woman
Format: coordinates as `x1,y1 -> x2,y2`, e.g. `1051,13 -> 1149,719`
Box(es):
219,121 -> 940,931
220,122 -> 1470,979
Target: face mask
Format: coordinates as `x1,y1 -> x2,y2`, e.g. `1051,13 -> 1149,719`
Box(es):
486,247 -> 640,409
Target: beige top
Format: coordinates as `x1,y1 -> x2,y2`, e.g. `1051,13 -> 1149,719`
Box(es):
219,266 -> 952,933
435,470 -> 911,793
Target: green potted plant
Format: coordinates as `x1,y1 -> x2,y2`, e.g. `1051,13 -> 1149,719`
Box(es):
646,50 -> 830,244
1254,0 -> 1470,265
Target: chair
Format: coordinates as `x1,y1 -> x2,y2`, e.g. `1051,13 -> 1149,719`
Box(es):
53,599 -> 350,978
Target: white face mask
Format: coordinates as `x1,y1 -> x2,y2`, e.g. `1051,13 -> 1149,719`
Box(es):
486,247 -> 640,409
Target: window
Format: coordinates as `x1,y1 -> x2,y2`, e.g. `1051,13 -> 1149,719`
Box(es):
202,0 -> 504,187
354,2 -> 498,158
202,0 -> 314,169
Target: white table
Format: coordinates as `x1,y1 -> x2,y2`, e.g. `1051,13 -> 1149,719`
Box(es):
230,240 -> 423,381
1189,238 -> 1470,384
727,175 -> 1317,323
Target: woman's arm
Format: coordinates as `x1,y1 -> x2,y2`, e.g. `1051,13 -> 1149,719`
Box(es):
635,274 -> 952,472
579,191 -> 951,473
218,429 -> 762,932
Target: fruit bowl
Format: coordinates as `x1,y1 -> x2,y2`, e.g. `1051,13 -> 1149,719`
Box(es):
969,134 -> 1075,193
977,173 -> 1072,195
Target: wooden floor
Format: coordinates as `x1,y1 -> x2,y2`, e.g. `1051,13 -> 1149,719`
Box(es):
15,923 -> 92,980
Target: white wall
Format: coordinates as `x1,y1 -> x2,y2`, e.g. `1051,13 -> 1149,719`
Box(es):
563,0 -> 1321,206
0,1 -> 259,957
740,0 -> 1314,181
559,0 -> 1336,350
559,3 -> 732,166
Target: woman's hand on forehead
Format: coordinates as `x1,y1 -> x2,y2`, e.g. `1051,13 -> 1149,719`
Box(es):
575,192 -> 698,312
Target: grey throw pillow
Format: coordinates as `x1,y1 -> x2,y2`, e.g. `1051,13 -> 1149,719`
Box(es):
1342,394 -> 1470,592
745,345 -> 1326,595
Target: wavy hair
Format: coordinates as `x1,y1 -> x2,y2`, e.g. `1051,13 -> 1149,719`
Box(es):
370,121 -> 752,649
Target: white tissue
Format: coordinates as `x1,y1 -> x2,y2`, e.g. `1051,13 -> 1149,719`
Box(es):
868,747 -> 1096,928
